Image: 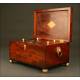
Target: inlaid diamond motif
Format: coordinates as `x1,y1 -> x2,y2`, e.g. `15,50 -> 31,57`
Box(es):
47,21 -> 56,28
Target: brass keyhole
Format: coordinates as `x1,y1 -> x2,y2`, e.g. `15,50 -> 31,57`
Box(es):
47,41 -> 49,45
56,47 -> 62,57
24,44 -> 26,50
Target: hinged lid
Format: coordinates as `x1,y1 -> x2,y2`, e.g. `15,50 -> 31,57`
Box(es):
33,7 -> 72,42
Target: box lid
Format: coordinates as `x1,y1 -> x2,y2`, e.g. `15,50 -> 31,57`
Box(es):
33,7 -> 72,42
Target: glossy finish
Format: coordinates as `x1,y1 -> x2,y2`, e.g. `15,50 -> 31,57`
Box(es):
9,39 -> 69,69
9,7 -> 71,70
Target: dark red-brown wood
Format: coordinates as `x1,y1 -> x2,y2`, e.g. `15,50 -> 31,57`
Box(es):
9,7 -> 71,69
9,39 -> 70,69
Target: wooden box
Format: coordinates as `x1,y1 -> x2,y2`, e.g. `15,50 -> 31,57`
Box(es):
9,7 -> 72,72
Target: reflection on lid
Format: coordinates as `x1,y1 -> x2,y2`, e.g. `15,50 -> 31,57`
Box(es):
47,21 -> 56,29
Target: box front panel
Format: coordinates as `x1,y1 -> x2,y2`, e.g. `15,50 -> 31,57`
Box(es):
9,41 -> 46,68
45,42 -> 69,68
